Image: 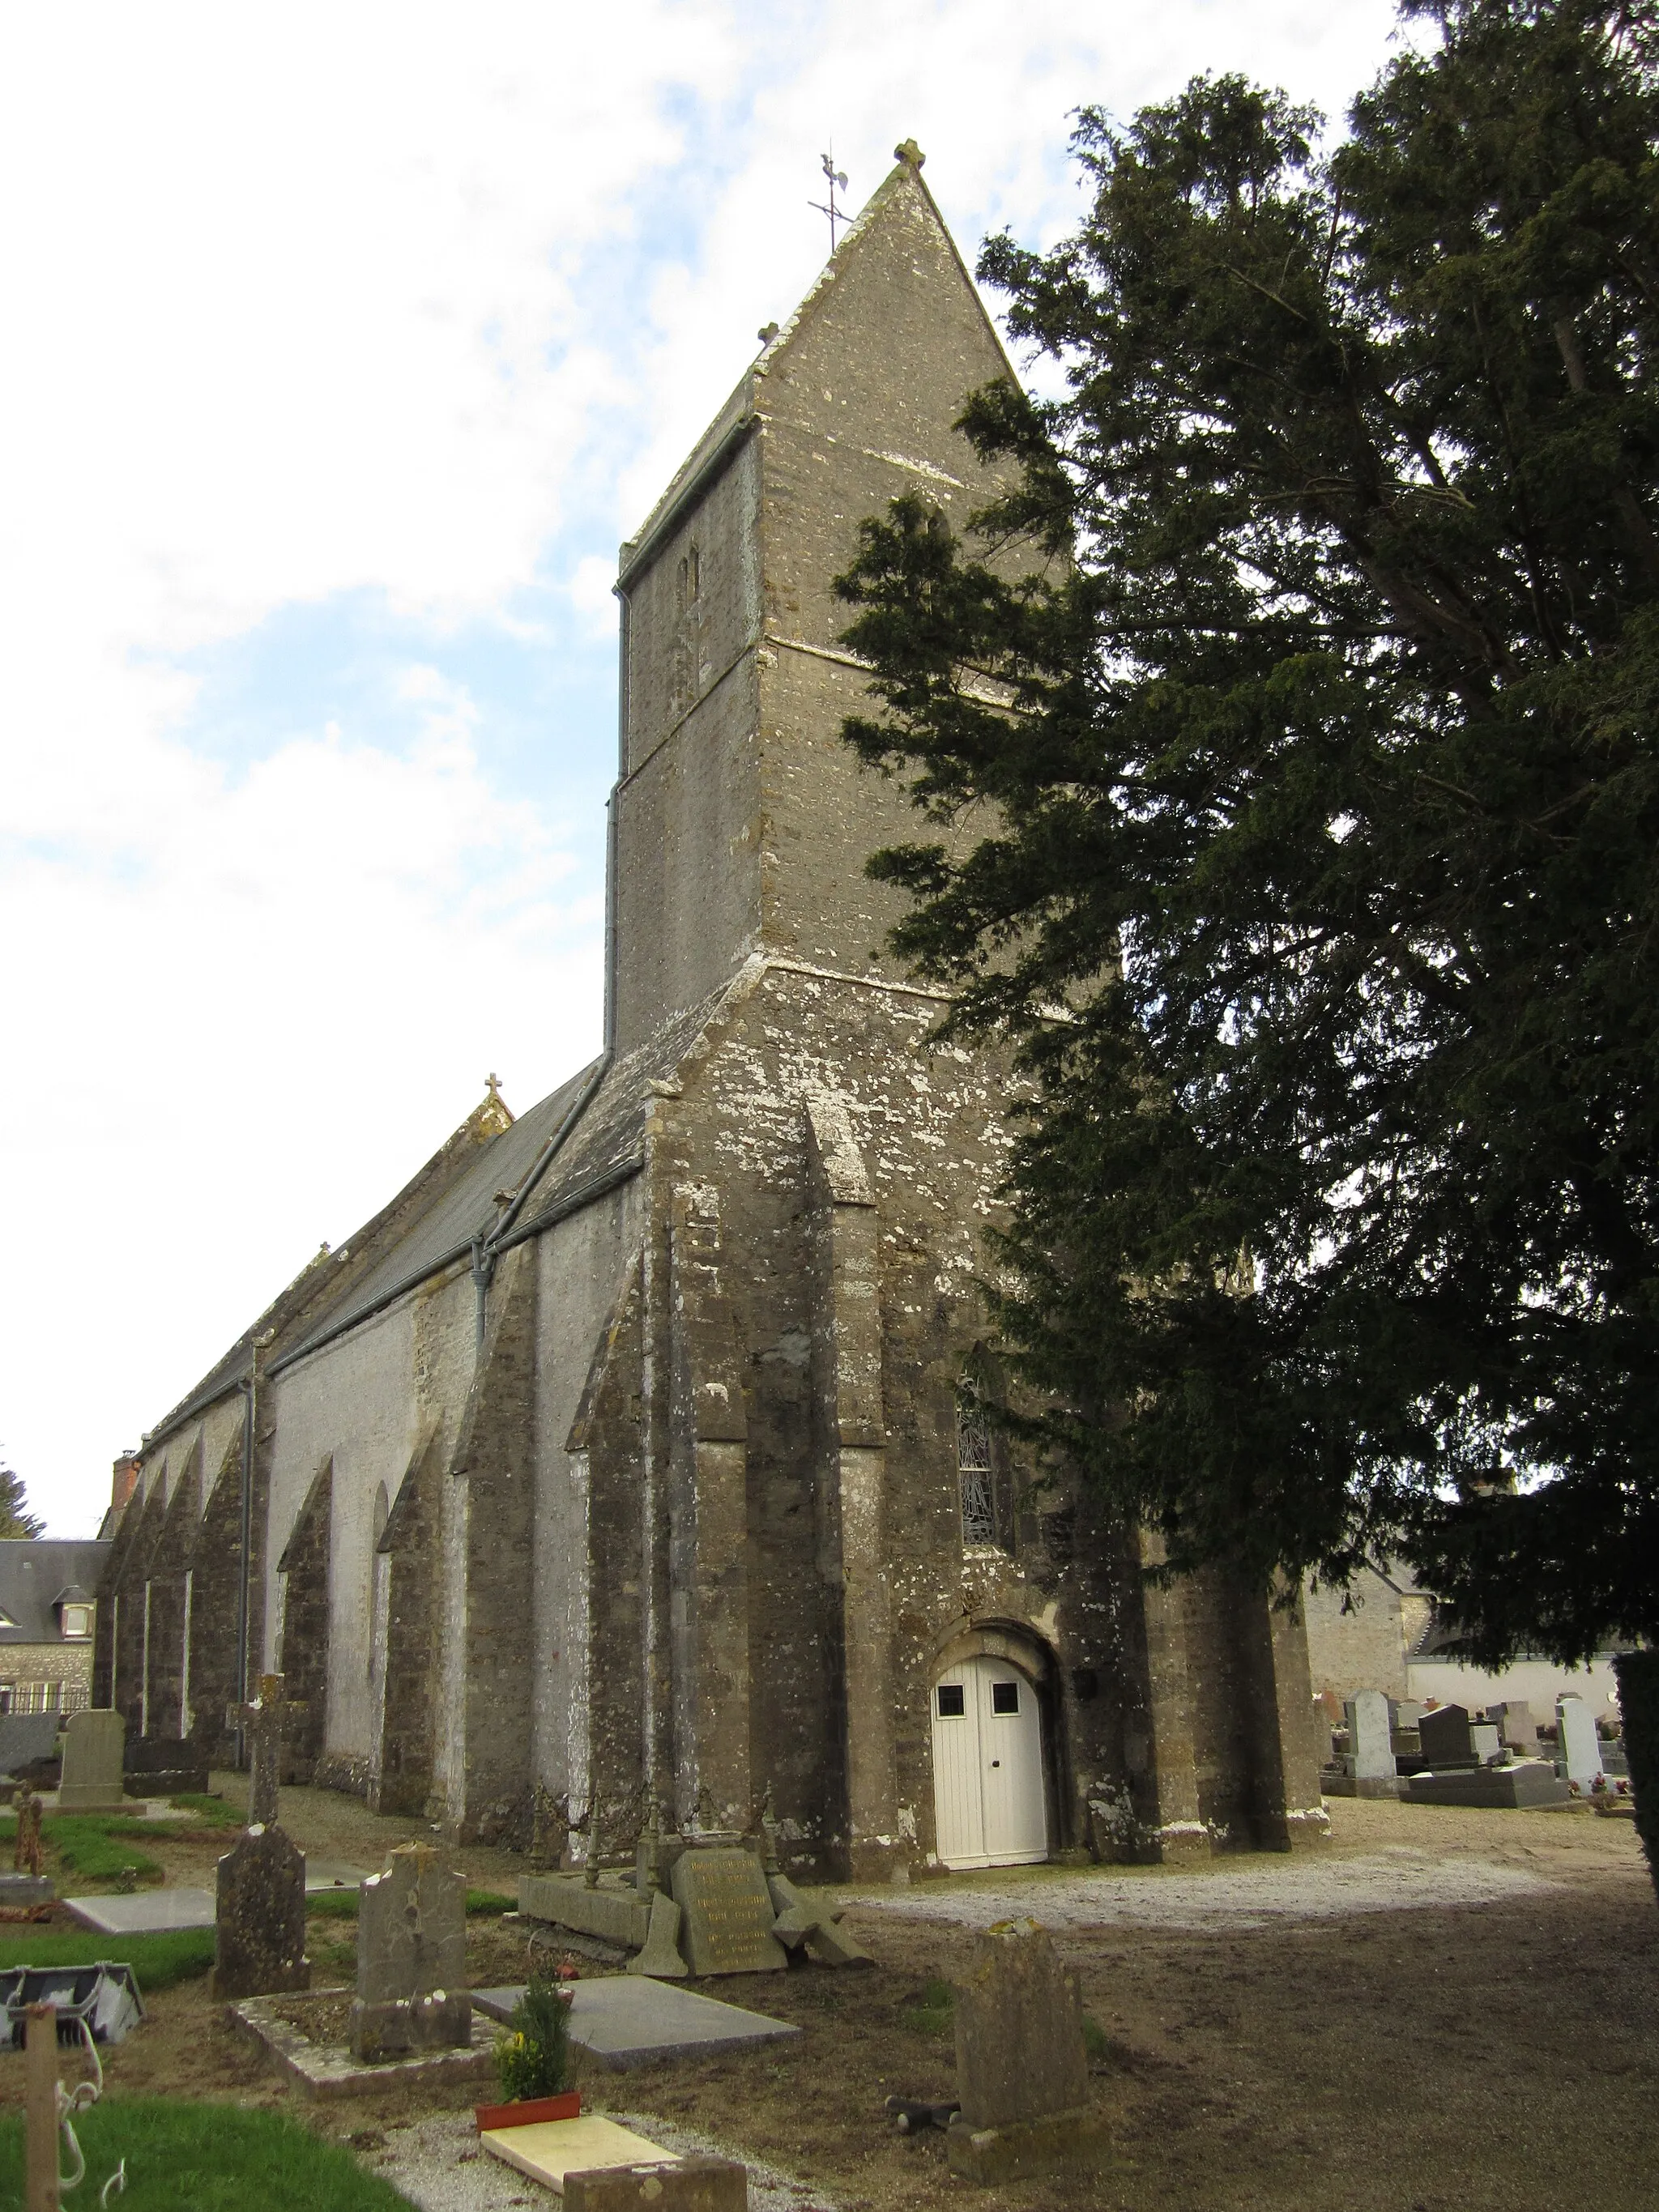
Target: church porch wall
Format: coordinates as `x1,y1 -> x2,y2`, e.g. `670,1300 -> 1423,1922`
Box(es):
650,965 -> 1107,1873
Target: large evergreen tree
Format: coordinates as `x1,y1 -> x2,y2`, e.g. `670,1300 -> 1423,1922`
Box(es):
836,0 -> 1659,1669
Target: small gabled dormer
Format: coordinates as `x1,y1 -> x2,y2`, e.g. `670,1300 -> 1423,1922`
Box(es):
52,1586 -> 93,1640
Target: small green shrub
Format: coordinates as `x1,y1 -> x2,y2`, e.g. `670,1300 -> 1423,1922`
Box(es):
1081,2014 -> 1110,2063
494,1974 -> 574,2101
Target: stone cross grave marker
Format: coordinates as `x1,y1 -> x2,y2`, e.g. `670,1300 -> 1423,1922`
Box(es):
227,1673 -> 306,1827
1418,1704 -> 1475,1768
212,1823 -> 309,1999
351,1843 -> 471,2061
1556,1696 -> 1603,1786
670,1848 -> 787,1975
1490,1700 -> 1537,1752
1344,1690 -> 1397,1796
58,1708 -> 126,1813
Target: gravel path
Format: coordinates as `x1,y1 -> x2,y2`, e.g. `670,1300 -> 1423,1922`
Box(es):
839,1845 -> 1557,1933
369,2108 -> 838,2212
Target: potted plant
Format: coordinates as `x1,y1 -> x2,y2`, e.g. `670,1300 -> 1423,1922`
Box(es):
475,1972 -> 580,2133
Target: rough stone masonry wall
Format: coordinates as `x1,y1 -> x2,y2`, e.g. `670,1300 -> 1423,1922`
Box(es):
537,1195 -> 649,1857
448,1242 -> 539,1843
186,1430 -> 249,1762
274,1457 -> 332,1783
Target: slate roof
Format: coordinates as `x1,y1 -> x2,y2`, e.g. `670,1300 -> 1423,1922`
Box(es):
0,1541 -> 110,1646
275,1059 -> 603,1370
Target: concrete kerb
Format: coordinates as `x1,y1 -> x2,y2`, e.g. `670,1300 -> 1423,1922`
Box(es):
229,1992 -> 497,2100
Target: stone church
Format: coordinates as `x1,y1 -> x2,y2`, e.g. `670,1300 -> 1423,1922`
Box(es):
94,146 -> 1327,1877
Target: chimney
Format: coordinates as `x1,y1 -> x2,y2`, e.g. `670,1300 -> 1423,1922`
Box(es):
111,1452 -> 141,1515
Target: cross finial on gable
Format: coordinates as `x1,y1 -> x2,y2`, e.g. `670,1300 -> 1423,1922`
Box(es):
894,138 -> 925,169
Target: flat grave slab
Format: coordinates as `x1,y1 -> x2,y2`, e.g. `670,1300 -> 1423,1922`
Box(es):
472,1975 -> 802,2070
66,1861 -> 365,1936
1405,1763 -> 1571,1809
66,1887 -> 216,1934
481,2113 -> 677,2192
305,1860 -> 366,1893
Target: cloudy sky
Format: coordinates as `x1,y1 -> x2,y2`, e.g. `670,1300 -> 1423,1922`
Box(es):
2,0 -> 1405,1536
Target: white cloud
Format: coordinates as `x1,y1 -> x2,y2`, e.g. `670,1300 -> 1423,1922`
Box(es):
0,0 -> 1403,1533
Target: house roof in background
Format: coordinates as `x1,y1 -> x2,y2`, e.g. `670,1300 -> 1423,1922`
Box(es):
0,1541 -> 109,1645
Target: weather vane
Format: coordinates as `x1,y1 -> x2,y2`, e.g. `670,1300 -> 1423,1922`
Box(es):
809,147 -> 849,251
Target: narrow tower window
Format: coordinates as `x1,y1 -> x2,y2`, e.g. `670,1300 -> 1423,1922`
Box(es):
957,1395 -> 1004,1550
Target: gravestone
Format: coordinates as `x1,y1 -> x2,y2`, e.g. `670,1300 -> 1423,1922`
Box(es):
212,1824 -> 309,1999
945,1917 -> 1108,2183
123,1735 -> 209,1798
1490,1700 -> 1537,1750
1418,1705 -> 1476,1769
1344,1690 -> 1398,1798
1556,1696 -> 1603,1786
1469,1720 -> 1503,1766
58,1709 -> 126,1813
351,1843 -> 471,2061
669,1849 -> 787,1975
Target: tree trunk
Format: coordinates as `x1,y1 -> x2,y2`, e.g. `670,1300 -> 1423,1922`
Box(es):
1612,1650 -> 1659,1911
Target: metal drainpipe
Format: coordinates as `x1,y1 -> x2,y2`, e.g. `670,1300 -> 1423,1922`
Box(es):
234,1369 -> 254,1769
471,1234 -> 494,1352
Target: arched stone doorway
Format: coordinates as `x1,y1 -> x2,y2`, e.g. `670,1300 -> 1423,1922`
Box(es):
929,1622 -> 1054,1869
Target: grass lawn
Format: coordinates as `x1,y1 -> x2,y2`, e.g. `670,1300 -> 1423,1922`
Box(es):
306,1886 -> 513,1920
0,1811 -> 164,1889
0,2101 -> 409,2210
0,1928 -> 215,1991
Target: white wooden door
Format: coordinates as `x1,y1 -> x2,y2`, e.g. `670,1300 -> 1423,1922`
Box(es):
931,1657 -> 1048,1869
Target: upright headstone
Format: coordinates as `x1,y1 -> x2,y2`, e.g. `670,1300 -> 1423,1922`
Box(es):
351,1843 -> 471,2060
1556,1696 -> 1603,1786
212,1824 -> 309,1998
1490,1700 -> 1537,1751
670,1850 -> 787,1975
946,1919 -> 1108,2183
58,1710 -> 126,1813
1469,1720 -> 1503,1766
1418,1705 -> 1476,1769
1344,1690 -> 1398,1797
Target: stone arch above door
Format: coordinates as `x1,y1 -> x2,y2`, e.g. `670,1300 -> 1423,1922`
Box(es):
931,1616 -> 1056,1689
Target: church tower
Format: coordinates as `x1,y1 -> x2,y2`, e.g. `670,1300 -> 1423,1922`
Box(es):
608,144 -> 1012,1051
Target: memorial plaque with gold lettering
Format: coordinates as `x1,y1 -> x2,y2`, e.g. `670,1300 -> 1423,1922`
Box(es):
670,1848 -> 787,1975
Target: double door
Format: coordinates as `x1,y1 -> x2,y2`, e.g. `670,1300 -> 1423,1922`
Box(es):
930,1655 -> 1048,1869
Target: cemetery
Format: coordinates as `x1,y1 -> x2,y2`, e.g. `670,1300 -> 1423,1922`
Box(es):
0,1686 -> 1653,2210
